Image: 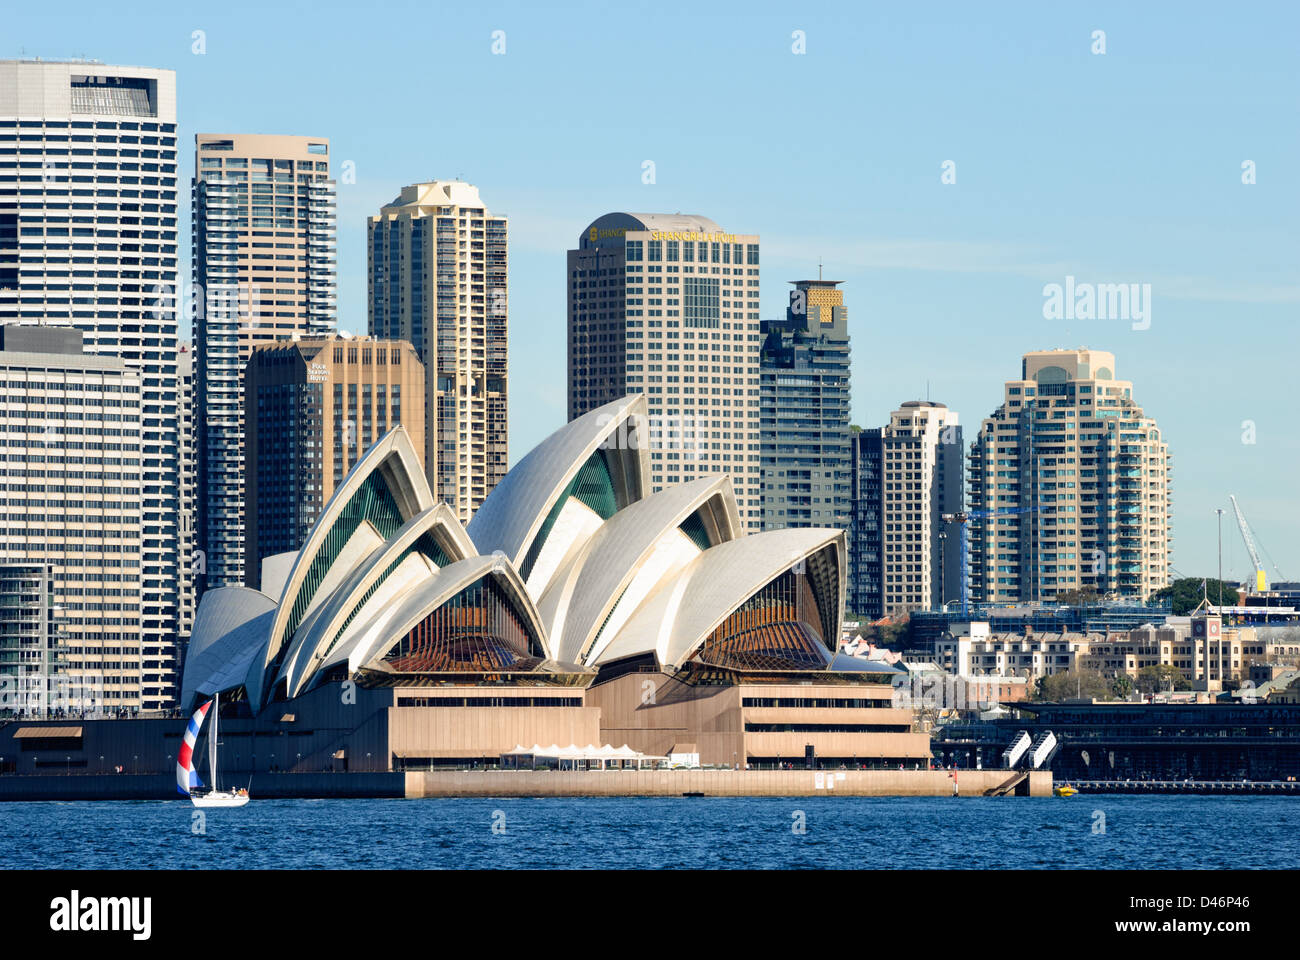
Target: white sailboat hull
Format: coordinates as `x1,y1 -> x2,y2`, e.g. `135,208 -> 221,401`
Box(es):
180,692 -> 251,807
191,791 -> 250,808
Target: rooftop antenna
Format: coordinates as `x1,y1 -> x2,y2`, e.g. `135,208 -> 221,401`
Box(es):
818,257 -> 823,281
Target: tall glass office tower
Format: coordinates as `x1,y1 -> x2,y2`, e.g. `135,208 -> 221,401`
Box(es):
759,278 -> 851,532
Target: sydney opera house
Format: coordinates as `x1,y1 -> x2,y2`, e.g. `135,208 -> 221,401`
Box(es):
179,396 -> 928,771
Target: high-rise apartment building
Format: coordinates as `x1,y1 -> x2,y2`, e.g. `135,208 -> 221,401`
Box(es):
0,60 -> 183,711
193,133 -> 337,592
759,278 -> 850,530
568,213 -> 762,529
243,335 -> 424,578
367,181 -> 507,524
0,325 -> 144,711
848,427 -> 883,618
880,401 -> 962,616
177,343 -> 195,655
968,349 -> 1172,603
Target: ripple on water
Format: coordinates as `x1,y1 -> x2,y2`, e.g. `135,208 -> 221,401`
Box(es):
0,796 -> 1296,869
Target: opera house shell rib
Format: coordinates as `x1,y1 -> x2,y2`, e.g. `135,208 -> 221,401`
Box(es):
181,395 -> 927,770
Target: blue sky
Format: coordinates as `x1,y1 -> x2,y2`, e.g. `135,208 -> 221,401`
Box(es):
9,0 -> 1299,581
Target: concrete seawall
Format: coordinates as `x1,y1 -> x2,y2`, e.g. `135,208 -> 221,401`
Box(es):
405,769 -> 1053,798
0,769 -> 1051,800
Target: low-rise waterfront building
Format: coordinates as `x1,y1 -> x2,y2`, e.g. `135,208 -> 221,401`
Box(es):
935,621 -> 1098,679
933,700 -> 1300,781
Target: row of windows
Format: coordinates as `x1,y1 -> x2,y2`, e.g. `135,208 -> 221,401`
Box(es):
625,240 -> 759,264
0,120 -> 174,132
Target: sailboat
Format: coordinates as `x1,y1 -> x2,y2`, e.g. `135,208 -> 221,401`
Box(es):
176,693 -> 250,808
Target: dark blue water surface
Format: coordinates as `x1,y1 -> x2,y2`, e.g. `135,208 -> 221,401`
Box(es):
2,796 -> 1295,869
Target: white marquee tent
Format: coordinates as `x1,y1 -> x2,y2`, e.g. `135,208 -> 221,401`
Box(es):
501,743 -> 667,770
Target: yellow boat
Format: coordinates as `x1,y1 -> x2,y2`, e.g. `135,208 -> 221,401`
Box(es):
1054,784 -> 1078,797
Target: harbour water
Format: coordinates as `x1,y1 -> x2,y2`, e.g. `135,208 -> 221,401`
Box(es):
2,795 -> 1295,869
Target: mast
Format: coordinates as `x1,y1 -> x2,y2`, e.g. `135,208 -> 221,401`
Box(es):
210,692 -> 219,792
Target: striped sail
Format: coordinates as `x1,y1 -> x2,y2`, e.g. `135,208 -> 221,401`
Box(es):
176,700 -> 212,796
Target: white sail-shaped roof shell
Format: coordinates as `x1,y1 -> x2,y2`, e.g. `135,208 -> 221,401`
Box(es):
317,554 -> 551,682
180,586 -> 278,708
594,527 -> 846,670
276,503 -> 477,699
538,476 -> 740,665
251,427 -> 433,707
467,395 -> 650,585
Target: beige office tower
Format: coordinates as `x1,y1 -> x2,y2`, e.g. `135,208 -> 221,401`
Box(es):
568,214 -> 762,530
243,335 -> 425,582
367,181 -> 508,524
968,349 -> 1172,604
881,401 -> 963,615
193,133 -> 338,591
0,325 -> 143,712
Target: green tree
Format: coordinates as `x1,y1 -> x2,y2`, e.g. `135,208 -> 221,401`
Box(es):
1034,668 -> 1113,701
1149,578 -> 1240,615
1054,586 -> 1100,606
1134,664 -> 1191,694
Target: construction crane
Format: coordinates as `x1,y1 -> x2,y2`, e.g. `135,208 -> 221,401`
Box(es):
1228,494 -> 1281,594
942,506 -> 1037,617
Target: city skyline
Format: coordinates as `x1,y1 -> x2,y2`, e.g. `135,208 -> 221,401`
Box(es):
3,0 -> 1297,580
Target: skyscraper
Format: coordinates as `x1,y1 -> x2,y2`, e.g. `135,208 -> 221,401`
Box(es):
367,181 -> 508,524
848,427 -> 883,618
243,334 -> 425,577
0,60 -> 183,711
968,349 -> 1172,604
568,214 -> 762,530
0,324 -> 144,711
177,343 -> 195,654
879,401 -> 962,616
759,278 -> 851,531
193,133 -> 337,592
